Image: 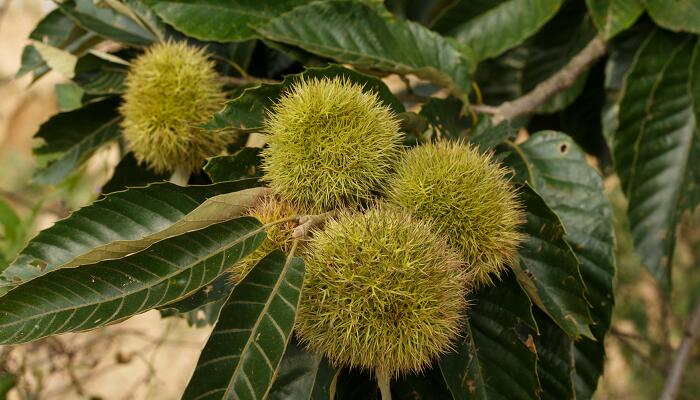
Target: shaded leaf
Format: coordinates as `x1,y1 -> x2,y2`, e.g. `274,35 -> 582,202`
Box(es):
268,337 -> 337,400
101,152 -> 168,194
0,217 -> 266,344
512,184 -> 593,339
534,311 -> 575,400
585,0 -> 643,39
182,250 -> 304,400
333,369 -> 378,400
73,51 -> 128,95
0,179 -> 264,294
611,29 -> 700,291
432,0 -> 563,61
419,96 -> 470,141
258,1 -> 473,103
205,148 -> 264,183
439,274 -> 539,400
59,0 -> 158,46
143,0 -> 313,42
645,0 -> 700,35
468,118 -> 516,151
33,98 -> 122,185
393,368 -> 453,400
210,65 -> 404,131
502,131 -> 616,396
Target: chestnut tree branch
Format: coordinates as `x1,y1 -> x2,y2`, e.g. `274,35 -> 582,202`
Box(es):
472,35 -> 607,124
658,296 -> 700,400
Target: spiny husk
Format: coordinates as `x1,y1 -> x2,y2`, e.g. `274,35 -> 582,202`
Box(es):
120,41 -> 228,174
385,141 -> 525,288
228,195 -> 302,284
296,207 -> 468,378
261,77 -> 403,212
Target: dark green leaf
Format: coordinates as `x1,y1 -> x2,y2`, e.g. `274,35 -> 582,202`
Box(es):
210,65 -> 405,131
585,0 -> 643,39
502,131 -> 616,396
143,0 -> 313,42
258,1 -> 473,103
645,0 -> 700,34
182,250 -> 304,400
32,98 -> 122,185
0,179 -> 263,294
205,148 -> 264,183
0,373 -> 15,399
468,118 -> 516,151
419,96 -> 470,141
512,184 -> 593,339
611,29 -> 700,291
73,52 -> 128,95
431,0 -> 563,61
160,273 -> 233,316
268,338 -> 337,400
0,217 -> 266,344
101,152 -> 168,194
392,368 -> 453,400
534,312 -> 575,400
333,369 -> 377,400
439,274 -> 539,400
59,0 -> 158,46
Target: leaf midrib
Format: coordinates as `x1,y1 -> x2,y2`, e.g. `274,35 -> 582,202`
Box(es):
0,223 -> 264,330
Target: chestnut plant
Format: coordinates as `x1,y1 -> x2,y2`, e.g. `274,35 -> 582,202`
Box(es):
3,0 -> 700,399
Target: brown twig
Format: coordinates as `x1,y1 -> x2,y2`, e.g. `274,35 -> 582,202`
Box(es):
219,76 -> 278,87
472,35 -> 607,124
659,296 -> 700,400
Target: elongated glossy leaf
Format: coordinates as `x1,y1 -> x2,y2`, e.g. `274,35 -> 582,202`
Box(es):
205,148 -> 264,183
209,64 -> 405,131
258,1 -> 473,103
512,184 -> 593,339
73,52 -> 128,95
0,180 -> 264,294
268,338 -> 337,400
59,0 -> 158,46
182,250 -> 304,400
439,274 -> 539,400
611,29 -> 700,291
419,96 -> 470,141
468,118 -> 516,151
585,0 -> 643,39
143,0 -> 312,42
0,217 -> 265,344
32,98 -> 121,185
432,0 -> 563,61
534,312 -> 575,400
645,0 -> 700,35
503,132 -> 615,396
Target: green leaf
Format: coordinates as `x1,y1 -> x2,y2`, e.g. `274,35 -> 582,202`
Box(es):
182,250 -> 304,400
521,5 -> 597,113
439,274 -> 539,400
0,217 -> 266,344
333,370 -> 377,400
59,0 -> 159,46
534,312 -> 575,400
0,201 -> 21,245
210,64 -> 405,131
0,179 -> 264,294
502,131 -> 616,396
32,98 -> 122,185
468,118 -> 516,151
392,368 -> 453,400
645,0 -> 700,35
101,152 -> 168,194
611,29 -> 700,291
511,184 -> 593,339
205,148 -> 264,183
585,0 -> 643,39
268,338 -> 337,400
143,0 -> 313,42
160,273 -> 232,316
419,96 -> 470,141
55,82 -> 85,111
258,1 -> 473,103
73,51 -> 128,95
0,373 -> 15,400
431,0 -> 563,61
